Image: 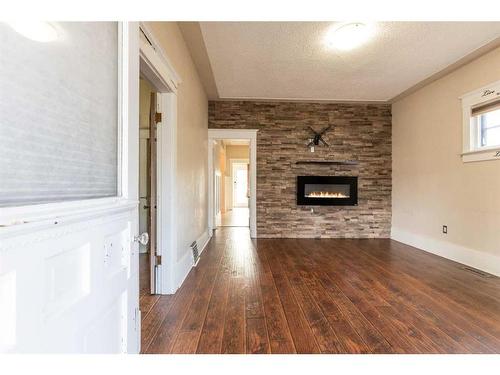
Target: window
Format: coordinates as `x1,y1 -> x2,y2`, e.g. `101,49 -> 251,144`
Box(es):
461,81 -> 500,163
472,104 -> 500,148
0,22 -> 120,207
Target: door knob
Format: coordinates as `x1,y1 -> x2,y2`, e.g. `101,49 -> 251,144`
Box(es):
134,232 -> 149,245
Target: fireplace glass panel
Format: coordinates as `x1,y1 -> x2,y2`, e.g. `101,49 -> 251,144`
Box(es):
304,184 -> 350,199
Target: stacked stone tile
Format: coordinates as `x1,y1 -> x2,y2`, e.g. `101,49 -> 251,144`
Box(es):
208,101 -> 392,238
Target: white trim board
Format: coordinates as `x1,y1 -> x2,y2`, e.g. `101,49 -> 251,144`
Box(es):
391,227 -> 500,277
139,25 -> 181,295
194,230 -> 211,267
208,129 -> 258,238
172,229 -> 211,290
139,22 -> 181,91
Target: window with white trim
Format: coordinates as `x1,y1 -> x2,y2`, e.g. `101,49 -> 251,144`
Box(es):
472,102 -> 500,149
461,81 -> 500,163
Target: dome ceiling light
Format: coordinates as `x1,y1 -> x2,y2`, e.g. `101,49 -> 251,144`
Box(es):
324,22 -> 375,51
7,21 -> 59,42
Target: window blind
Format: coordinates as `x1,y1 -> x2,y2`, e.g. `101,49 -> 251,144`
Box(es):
0,22 -> 119,207
471,98 -> 500,117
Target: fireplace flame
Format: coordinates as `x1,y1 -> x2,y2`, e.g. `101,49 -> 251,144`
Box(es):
306,191 -> 348,198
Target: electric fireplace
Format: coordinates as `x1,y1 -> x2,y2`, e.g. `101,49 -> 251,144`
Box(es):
297,176 -> 358,206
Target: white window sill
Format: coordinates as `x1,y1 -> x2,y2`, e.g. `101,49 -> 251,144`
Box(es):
461,146 -> 500,163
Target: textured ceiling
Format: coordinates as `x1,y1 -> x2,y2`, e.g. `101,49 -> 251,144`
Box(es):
199,22 -> 500,101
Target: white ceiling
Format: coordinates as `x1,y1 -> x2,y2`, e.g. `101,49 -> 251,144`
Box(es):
199,22 -> 500,101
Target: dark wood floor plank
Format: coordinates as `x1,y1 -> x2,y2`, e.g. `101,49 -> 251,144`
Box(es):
145,241 -> 223,354
343,240 -> 499,352
255,241 -> 297,353
246,318 -> 271,354
221,276 -> 246,353
327,241 -> 464,353
314,270 -> 394,353
369,240 -> 500,338
196,243 -> 233,353
141,227 -> 500,354
303,240 -> 430,353
262,242 -> 321,354
140,295 -> 175,353
285,240 -> 372,353
170,244 -> 225,354
140,294 -> 161,319
271,240 -> 344,353
331,240 -> 491,353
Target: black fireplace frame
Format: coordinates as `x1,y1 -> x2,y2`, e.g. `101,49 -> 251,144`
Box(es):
296,176 -> 358,206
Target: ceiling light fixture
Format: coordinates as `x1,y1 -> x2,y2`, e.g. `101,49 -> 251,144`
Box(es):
324,22 -> 374,51
7,21 -> 59,42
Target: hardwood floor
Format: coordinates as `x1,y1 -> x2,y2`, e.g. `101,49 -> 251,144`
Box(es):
221,207 -> 249,227
140,227 -> 500,354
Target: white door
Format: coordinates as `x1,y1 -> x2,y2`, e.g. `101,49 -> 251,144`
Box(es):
232,163 -> 249,208
0,22 -> 141,353
138,133 -> 149,254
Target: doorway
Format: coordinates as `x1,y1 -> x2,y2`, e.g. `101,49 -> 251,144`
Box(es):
212,140 -> 250,228
208,129 -> 258,237
139,77 -> 159,297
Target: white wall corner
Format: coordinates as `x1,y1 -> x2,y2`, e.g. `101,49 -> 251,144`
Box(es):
391,227 -> 500,277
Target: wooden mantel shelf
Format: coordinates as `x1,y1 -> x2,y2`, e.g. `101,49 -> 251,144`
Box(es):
295,160 -> 359,166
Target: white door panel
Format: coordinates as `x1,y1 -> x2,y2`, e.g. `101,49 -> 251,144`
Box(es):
0,204 -> 138,353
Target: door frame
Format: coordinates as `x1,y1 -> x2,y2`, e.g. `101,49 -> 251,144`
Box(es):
231,159 -> 250,208
208,129 -> 258,238
139,22 -> 181,294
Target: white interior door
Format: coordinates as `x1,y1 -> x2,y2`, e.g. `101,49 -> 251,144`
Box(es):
138,133 -> 149,254
0,22 -> 141,353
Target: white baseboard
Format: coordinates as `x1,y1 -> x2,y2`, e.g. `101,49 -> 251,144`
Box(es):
173,250 -> 194,292
172,229 -> 212,291
194,230 -> 211,266
391,227 -> 500,277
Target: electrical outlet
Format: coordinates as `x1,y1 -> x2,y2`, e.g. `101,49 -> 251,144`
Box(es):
442,225 -> 447,234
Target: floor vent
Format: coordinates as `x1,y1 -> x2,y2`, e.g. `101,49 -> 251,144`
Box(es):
191,241 -> 200,266
461,266 -> 491,278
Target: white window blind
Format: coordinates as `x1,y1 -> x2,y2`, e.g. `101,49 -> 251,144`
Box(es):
0,22 -> 119,207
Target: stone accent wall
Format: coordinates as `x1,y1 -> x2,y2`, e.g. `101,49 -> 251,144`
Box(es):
208,101 -> 392,238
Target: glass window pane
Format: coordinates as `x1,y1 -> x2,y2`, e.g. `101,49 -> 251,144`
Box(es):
0,22 -> 119,207
481,108 -> 500,129
483,127 -> 500,147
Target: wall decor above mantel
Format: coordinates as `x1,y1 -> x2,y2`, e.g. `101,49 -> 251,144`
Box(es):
307,126 -> 331,152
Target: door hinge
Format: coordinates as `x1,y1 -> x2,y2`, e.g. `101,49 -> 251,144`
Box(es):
155,112 -> 162,123
155,255 -> 162,266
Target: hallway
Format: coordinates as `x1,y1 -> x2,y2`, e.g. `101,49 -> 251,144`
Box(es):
221,207 -> 249,227
140,227 -> 500,354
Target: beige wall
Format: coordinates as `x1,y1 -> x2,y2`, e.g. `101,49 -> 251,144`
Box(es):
225,145 -> 250,176
392,46 -> 500,273
146,22 -> 208,263
139,78 -> 154,129
214,141 -> 227,213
